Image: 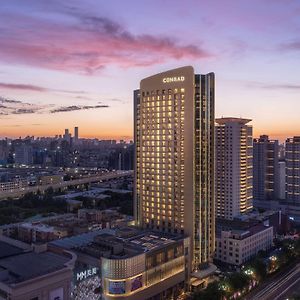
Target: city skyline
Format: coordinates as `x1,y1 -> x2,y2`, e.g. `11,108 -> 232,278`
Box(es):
0,0 -> 300,141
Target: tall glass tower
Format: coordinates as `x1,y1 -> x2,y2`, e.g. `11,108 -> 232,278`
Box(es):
134,66 -> 215,269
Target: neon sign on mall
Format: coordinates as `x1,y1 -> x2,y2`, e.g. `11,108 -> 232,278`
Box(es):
76,267 -> 97,281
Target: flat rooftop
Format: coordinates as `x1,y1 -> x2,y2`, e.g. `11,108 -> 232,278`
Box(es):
0,251 -> 70,284
216,218 -> 272,239
50,227 -> 186,259
49,228 -> 115,250
126,231 -> 181,252
0,241 -> 24,259
215,117 -> 252,125
20,222 -> 56,232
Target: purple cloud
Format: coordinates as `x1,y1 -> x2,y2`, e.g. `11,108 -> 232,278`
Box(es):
0,5 -> 211,74
50,105 -> 109,113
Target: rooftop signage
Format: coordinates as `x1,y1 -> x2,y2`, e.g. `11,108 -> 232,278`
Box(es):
162,76 -> 185,83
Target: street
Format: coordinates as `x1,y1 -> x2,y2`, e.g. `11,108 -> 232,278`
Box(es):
0,170 -> 133,200
246,263 -> 300,300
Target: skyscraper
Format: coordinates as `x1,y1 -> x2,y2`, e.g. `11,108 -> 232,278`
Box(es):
286,136 -> 300,204
74,126 -> 79,144
253,135 -> 279,201
63,129 -> 71,144
134,66 -> 215,268
215,117 -> 253,220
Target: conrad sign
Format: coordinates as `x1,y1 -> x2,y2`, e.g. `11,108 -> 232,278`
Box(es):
162,76 -> 185,83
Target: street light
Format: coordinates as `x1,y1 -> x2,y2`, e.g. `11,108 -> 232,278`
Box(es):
269,255 -> 277,261
244,269 -> 254,276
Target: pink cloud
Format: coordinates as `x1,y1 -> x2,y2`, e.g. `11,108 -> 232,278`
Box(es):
0,82 -> 46,92
0,11 -> 211,74
280,40 -> 300,51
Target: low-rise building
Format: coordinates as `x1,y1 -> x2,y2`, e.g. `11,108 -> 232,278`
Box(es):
0,240 -> 76,300
38,174 -> 64,186
18,223 -> 68,243
50,227 -> 190,300
0,179 -> 29,193
215,223 -> 273,266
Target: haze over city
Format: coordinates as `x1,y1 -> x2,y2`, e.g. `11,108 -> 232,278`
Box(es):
0,0 -> 299,141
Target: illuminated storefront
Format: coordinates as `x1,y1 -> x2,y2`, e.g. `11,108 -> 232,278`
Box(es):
101,232 -> 190,300
72,263 -> 101,300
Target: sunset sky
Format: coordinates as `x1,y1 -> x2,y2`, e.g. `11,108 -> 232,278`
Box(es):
0,0 -> 299,141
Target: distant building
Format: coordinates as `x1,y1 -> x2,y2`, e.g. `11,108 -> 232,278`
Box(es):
215,223 -> 273,266
215,117 -> 253,220
38,174 -> 64,186
14,144 -> 33,165
253,135 -> 280,201
278,161 -> 286,200
0,179 -> 28,193
74,126 -> 79,144
286,137 -> 300,204
63,129 -> 71,144
18,222 -> 68,243
0,141 -> 9,165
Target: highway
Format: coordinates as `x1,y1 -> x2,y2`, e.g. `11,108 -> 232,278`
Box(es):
246,263 -> 300,300
0,170 -> 133,200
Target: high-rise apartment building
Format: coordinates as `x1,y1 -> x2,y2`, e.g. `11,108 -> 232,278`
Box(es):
134,66 -> 215,268
0,140 -> 9,164
286,136 -> 300,203
14,144 -> 33,165
278,161 -> 286,200
215,118 -> 253,220
253,135 -> 279,201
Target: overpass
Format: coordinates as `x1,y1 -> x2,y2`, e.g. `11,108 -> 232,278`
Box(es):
0,170 -> 133,200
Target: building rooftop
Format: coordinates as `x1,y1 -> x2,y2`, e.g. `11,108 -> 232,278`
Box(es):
215,117 -> 252,125
0,241 -> 24,259
216,218 -> 272,239
49,228 -> 115,250
218,223 -> 271,239
286,136 -> 300,143
0,251 -> 70,284
51,227 -> 186,259
125,231 -> 179,252
20,222 -> 56,233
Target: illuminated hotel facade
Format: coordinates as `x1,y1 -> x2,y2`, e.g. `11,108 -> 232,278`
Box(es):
134,66 -> 215,268
215,118 -> 253,220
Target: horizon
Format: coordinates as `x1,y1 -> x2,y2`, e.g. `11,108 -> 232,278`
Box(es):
0,1 -> 300,141
0,122 -> 295,144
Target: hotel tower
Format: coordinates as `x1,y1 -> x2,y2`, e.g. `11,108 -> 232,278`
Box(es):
134,66 -> 215,269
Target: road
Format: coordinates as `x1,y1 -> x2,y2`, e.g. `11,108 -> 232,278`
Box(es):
0,170 -> 133,200
246,263 -> 300,300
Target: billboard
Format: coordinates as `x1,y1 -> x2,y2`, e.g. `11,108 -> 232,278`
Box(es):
108,281 -> 126,295
131,275 -> 143,292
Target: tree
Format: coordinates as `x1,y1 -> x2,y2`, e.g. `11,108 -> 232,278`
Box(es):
192,281 -> 225,300
291,294 -> 300,300
251,258 -> 267,281
295,239 -> 300,257
227,272 -> 250,292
